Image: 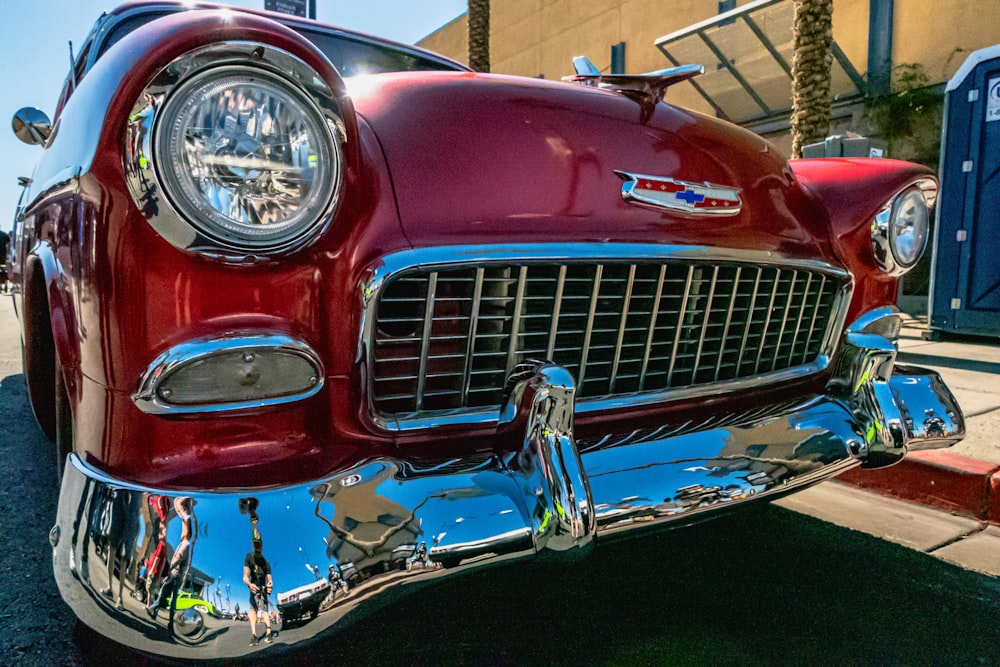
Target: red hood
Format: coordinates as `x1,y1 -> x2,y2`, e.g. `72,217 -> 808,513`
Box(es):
347,71 -> 837,264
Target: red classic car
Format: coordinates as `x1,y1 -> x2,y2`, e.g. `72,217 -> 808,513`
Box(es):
8,1 -> 964,659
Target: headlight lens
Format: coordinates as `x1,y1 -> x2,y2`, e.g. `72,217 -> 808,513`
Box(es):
888,188 -> 929,267
155,66 -> 339,251
870,179 -> 935,276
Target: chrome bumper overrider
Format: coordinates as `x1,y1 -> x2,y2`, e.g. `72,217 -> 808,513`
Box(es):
52,351 -> 963,659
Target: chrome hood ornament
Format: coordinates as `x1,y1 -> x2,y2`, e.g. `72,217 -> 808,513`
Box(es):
562,56 -> 704,123
615,171 -> 742,217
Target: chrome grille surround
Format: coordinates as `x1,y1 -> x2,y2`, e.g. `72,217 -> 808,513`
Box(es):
359,244 -> 853,431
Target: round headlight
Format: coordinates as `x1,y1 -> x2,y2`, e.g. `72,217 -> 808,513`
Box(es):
154,66 -> 340,252
888,188 -> 929,268
870,179 -> 935,276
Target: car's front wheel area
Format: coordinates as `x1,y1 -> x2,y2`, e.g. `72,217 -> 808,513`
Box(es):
22,266 -> 55,442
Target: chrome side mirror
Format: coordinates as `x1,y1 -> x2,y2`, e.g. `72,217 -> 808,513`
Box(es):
11,107 -> 52,145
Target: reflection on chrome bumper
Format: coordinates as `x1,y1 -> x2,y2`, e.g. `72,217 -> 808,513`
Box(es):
52,356 -> 963,659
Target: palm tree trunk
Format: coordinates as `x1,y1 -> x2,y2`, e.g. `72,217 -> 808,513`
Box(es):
790,0 -> 834,158
468,0 -> 490,73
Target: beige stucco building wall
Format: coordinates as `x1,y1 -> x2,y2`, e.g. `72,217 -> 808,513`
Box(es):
418,0 -> 1000,122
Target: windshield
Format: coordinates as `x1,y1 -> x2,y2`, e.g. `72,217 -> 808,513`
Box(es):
95,8 -> 463,77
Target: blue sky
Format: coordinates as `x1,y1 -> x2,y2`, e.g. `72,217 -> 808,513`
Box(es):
0,0 -> 467,231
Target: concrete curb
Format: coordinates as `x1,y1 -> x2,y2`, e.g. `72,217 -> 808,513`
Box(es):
836,450 -> 1000,525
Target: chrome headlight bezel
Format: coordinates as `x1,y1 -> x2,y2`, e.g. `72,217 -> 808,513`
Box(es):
124,42 -> 346,263
870,178 -> 937,276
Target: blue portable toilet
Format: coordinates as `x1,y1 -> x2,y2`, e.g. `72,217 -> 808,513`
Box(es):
930,45 -> 1000,338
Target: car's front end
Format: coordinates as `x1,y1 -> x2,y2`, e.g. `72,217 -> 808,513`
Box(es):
277,578 -> 330,624
8,2 -> 962,660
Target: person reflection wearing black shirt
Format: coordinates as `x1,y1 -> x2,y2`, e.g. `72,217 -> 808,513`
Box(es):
243,539 -> 273,646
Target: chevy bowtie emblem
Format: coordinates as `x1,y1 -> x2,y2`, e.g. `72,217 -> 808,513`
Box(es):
616,171 -> 742,217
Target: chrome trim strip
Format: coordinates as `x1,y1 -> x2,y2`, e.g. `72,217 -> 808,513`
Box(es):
714,266 -> 741,381
359,244 -> 852,432
817,275 -> 852,367
546,265 -> 567,361
609,264 -> 637,393
786,273 -> 812,366
639,264 -> 667,391
461,268 -> 486,407
771,270 -> 798,372
736,267 -> 763,373
504,266 -> 529,381
802,275 -> 827,364
415,272 -> 438,411
753,268 -> 781,374
132,334 -> 324,415
667,266 -> 695,386
578,264 -> 604,389
692,265 -> 719,380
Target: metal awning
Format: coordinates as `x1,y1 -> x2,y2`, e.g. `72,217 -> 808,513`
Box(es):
654,0 -> 865,124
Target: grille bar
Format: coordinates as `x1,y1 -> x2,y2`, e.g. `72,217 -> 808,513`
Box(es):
460,268 -> 485,407
578,265 -> 604,389
369,252 -> 848,425
415,271 -> 438,411
609,265 -> 637,393
714,266 -> 741,382
691,265 -> 719,382
667,266 -> 695,387
639,264 -> 666,391
546,265 -> 567,361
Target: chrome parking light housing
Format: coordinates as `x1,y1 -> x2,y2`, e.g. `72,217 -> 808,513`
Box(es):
124,42 -> 346,262
133,333 -> 324,414
871,178 -> 937,276
846,305 -> 902,341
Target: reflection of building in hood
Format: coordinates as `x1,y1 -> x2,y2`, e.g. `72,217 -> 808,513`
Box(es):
311,461 -> 422,579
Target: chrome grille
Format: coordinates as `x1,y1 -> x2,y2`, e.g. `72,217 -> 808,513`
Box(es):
369,255 -> 847,424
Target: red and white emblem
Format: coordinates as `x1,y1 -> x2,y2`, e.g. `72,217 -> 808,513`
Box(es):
616,171 -> 742,216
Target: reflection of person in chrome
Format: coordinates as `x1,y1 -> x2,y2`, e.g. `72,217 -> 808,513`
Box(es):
243,539 -> 274,646
143,495 -> 171,609
146,497 -> 194,622
99,489 -> 140,611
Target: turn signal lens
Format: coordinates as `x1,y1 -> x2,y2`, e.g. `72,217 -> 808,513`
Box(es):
157,349 -> 318,406
133,335 -> 323,415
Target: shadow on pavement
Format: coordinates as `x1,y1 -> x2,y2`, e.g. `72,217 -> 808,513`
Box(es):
897,351 -> 1000,376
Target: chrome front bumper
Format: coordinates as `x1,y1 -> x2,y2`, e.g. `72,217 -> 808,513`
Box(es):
52,351 -> 963,659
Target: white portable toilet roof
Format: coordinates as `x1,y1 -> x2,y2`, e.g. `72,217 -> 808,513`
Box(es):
947,44 -> 1000,92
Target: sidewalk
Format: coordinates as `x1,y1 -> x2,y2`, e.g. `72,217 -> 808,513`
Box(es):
786,312 -> 1000,578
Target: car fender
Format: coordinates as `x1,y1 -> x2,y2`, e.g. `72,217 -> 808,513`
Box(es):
790,158 -> 936,320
